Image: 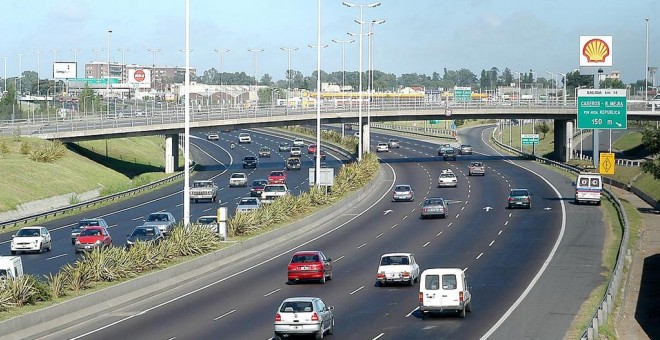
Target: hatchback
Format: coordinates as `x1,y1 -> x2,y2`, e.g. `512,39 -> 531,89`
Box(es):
75,226 -> 112,253
11,226 -> 52,254
508,189 -> 531,209
72,218 -> 109,244
274,297 -> 334,339
143,211 -> 176,236
287,250 -> 333,284
392,184 -> 414,202
126,226 -> 164,248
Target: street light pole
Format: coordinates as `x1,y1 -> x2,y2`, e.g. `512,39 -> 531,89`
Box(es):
646,18 -> 650,101
546,71 -> 555,103
247,48 -> 264,91
357,19 -> 384,153
17,53 -> 23,97
331,39 -> 354,93
280,47 -> 298,111
51,49 -> 59,101
214,48 -> 230,85
148,48 -> 161,93
106,29 -> 112,117
118,48 -> 129,85
343,1 -> 381,162
34,51 -> 41,96
559,72 -> 567,106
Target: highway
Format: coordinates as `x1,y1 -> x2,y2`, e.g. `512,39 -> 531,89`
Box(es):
0,129 -> 348,278
24,125 -> 605,340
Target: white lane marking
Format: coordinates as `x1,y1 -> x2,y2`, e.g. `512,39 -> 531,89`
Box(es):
504,221 -> 509,226
357,243 -> 367,249
107,224 -> 118,229
214,309 -> 237,320
372,333 -> 386,340
131,217 -> 142,221
461,207 -> 465,211
455,214 -> 460,219
465,200 -> 469,204
264,289 -> 280,297
463,267 -> 469,272
391,224 -> 397,229
406,307 -> 419,317
376,233 -> 384,239
334,255 -> 345,263
489,240 -> 495,247
508,213 -> 512,218
476,252 -> 483,260
67,163 -> 399,340
498,230 -> 503,235
422,241 -> 431,248
350,286 -> 365,295
480,127 -> 567,340
402,216 -> 408,220
410,208 -> 416,213
436,231 -> 443,237
46,254 -> 67,260
447,222 -> 452,227
203,207 -> 214,212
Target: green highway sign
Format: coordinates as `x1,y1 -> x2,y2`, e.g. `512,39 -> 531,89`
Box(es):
521,133 -> 539,145
454,87 -> 471,102
577,89 -> 627,129
69,78 -> 120,85
429,120 -> 440,124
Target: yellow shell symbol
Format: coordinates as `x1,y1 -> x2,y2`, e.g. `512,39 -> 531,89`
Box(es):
583,39 -> 610,63
302,90 -> 309,97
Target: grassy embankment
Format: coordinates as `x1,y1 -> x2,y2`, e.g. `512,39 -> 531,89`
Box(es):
0,136 -> 183,214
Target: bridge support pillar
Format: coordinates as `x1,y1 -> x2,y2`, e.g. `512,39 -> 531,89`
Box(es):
553,119 -> 570,162
165,134 -> 180,174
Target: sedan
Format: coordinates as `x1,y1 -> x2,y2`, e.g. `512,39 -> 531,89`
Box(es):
236,197 -> 261,213
420,197 -> 448,219
392,184 -> 414,202
376,143 -> 389,152
314,149 -> 327,160
229,172 -> 248,187
508,188 -> 532,209
437,171 -> 458,188
126,226 -> 164,248
250,179 -> 269,197
287,250 -> 333,284
307,144 -> 317,154
242,156 -> 258,169
293,138 -> 305,147
11,226 -> 52,254
143,211 -> 176,236
274,297 -> 334,339
207,132 -> 219,141
459,144 -> 473,155
290,147 -> 302,157
268,170 -> 287,184
74,226 -> 112,253
258,147 -> 271,158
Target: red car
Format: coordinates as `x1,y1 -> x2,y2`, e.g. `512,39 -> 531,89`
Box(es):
287,250 -> 333,284
307,144 -> 317,154
74,226 -> 112,253
268,170 -> 288,184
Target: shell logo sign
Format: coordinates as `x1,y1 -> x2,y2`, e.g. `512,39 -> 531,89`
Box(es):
580,36 -> 612,67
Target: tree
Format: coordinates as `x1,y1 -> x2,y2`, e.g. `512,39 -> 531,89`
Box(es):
260,73 -> 274,86
480,69 -> 490,89
501,68 -> 513,86
489,67 -> 499,87
536,121 -> 551,139
641,128 -> 660,179
600,78 -> 625,89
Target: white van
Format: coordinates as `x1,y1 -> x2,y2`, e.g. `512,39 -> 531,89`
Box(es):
418,268 -> 472,318
575,172 -> 602,205
0,256 -> 24,280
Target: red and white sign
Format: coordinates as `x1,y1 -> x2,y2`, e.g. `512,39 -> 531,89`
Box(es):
128,68 -> 151,88
579,36 -> 613,67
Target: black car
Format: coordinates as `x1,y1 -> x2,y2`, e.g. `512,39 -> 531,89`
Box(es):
250,179 -> 269,197
442,148 -> 457,161
242,156 -> 258,169
126,226 -> 164,248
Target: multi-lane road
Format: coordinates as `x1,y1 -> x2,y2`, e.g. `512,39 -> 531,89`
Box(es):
2,125 -> 606,339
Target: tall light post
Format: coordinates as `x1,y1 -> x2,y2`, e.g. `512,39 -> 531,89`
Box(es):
106,29 -> 112,117
247,48 -> 264,91
546,71 -> 556,103
184,0 -> 191,227
118,48 -> 129,85
280,47 -> 298,110
2,56 -> 7,92
558,72 -> 567,105
148,48 -> 161,93
343,1 -> 381,161
34,51 -> 41,96
214,48 -> 229,85
646,18 -> 650,101
51,49 -> 60,100
331,39 -> 354,93
312,0 -> 323,186
71,48 -> 79,78
17,53 -> 23,97
512,71 -> 521,104
358,19 -> 385,152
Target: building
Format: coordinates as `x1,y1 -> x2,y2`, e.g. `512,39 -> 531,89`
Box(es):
84,62 -> 196,91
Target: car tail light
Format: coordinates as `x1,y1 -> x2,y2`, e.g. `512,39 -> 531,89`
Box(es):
524,197 -> 530,202
275,313 -> 281,322
422,208 -> 427,212
459,291 -> 464,302
508,197 -> 514,202
377,272 -> 385,279
311,313 -> 319,321
419,292 -> 424,303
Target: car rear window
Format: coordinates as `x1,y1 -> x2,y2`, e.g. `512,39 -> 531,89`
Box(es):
511,190 -> 528,196
425,274 -> 440,290
395,186 -> 410,191
197,217 -> 216,224
442,274 -> 457,290
291,254 -> 320,263
380,255 -> 409,265
280,301 -> 314,313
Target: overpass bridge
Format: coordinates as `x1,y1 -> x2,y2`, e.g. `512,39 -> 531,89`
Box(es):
4,101 -> 659,173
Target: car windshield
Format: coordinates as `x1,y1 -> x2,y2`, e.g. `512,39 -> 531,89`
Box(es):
239,198 -> 258,205
271,172 -> 284,176
511,190 -> 529,196
252,180 -> 267,186
471,162 -> 483,167
132,227 -> 156,237
441,173 -> 455,178
288,159 -> 299,164
280,301 -> 314,313
395,186 -> 411,192
80,229 -> 102,237
380,255 -> 410,265
147,214 -> 168,222
197,217 -> 216,224
244,157 -> 255,161
17,228 -> 40,237
79,220 -> 101,228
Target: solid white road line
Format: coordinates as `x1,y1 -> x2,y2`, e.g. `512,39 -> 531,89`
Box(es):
349,286 -> 365,295
214,309 -> 236,320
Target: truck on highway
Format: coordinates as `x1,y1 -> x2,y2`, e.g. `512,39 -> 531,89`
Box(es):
0,256 -> 24,280
189,180 -> 218,203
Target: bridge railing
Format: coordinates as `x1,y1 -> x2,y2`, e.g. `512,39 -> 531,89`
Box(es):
491,127 -> 629,340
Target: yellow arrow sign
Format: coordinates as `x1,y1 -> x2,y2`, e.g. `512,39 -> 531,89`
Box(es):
599,152 -> 615,175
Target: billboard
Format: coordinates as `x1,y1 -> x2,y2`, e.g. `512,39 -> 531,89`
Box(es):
127,68 -> 151,88
580,36 -> 612,67
53,62 -> 77,79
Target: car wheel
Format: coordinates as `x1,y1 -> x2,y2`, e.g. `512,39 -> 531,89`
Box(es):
327,271 -> 333,281
328,318 -> 334,335
315,328 -> 324,340
71,239 -> 75,245
11,251 -> 16,255
47,243 -> 52,251
409,278 -> 414,286
466,301 -> 472,312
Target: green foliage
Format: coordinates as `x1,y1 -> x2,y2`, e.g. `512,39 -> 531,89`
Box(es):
19,141 -> 30,155
3,275 -> 36,306
28,140 -> 67,163
536,122 -> 551,139
641,128 -> 660,180
45,272 -> 67,299
0,141 -> 9,155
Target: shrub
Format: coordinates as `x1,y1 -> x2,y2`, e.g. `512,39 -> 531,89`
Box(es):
19,141 -> 30,155
28,140 -> 67,163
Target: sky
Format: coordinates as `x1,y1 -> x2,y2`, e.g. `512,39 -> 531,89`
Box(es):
1,0 -> 659,84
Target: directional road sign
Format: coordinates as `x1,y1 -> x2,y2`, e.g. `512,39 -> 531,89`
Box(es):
521,133 -> 540,145
577,89 -> 627,129
454,87 -> 471,102
599,152 -> 615,175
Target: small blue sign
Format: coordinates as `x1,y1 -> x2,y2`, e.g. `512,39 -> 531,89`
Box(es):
450,124 -> 456,130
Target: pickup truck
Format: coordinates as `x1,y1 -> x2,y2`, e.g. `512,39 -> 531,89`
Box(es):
376,252 -> 420,286
190,180 -> 218,203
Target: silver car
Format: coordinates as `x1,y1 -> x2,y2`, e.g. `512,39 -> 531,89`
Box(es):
236,197 -> 261,213
392,184 -> 414,202
274,297 -> 334,339
421,197 -> 448,219
143,212 -> 176,236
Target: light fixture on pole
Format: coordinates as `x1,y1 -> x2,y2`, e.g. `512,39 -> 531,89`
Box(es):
106,29 -> 112,117
356,18 -> 384,153
17,53 -> 23,96
545,71 -> 556,103
33,51 -> 41,96
558,72 -> 567,106
331,39 -> 354,93
313,0 -> 323,187
512,71 -> 521,104
148,48 -> 161,93
247,48 -> 264,91
646,18 -> 650,101
280,47 -> 298,111
214,48 -> 230,85
343,1 -> 381,162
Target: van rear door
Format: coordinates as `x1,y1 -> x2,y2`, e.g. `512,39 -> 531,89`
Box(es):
440,273 -> 461,307
422,273 -> 442,307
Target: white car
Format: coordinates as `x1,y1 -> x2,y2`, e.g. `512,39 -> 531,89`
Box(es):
236,197 -> 261,213
376,143 -> 389,152
438,170 -> 458,187
229,172 -> 248,187
261,184 -> 289,203
274,297 -> 334,339
11,226 -> 52,254
292,138 -> 305,147
376,252 -> 420,286
238,132 -> 252,144
289,147 -> 302,157
207,132 -> 219,140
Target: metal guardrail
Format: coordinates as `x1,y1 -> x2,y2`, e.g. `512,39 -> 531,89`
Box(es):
490,128 -> 629,340
370,123 -> 456,142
